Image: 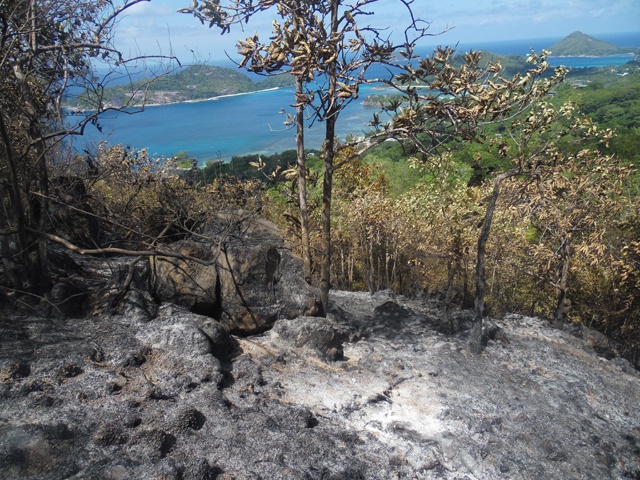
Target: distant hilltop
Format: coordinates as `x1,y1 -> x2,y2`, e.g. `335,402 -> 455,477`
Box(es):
67,65 -> 294,109
548,31 -> 637,57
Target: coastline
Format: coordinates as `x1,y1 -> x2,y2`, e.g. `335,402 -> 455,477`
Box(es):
71,46 -> 639,164
65,86 -> 288,112
149,86 -> 286,108
549,52 -> 636,58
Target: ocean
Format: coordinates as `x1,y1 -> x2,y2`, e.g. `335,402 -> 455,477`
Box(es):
76,84 -> 394,163
75,33 -> 639,165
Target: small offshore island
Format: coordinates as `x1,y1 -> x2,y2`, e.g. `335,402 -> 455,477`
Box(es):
548,31 -> 639,57
66,64 -> 295,110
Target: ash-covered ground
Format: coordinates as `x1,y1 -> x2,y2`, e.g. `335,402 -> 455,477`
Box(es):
1,286 -> 639,479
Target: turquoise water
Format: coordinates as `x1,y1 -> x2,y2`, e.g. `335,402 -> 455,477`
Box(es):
75,34 -> 639,165
548,55 -> 635,68
77,83 -> 391,164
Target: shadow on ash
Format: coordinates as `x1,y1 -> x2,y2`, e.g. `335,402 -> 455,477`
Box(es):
1,214 -> 639,479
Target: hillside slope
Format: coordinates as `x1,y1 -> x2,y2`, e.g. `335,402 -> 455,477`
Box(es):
549,31 -> 634,56
1,258 -> 638,479
69,64 -> 294,108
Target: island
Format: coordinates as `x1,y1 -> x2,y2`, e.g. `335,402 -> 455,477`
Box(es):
70,36 -> 639,111
66,64 -> 295,109
548,31 -> 639,57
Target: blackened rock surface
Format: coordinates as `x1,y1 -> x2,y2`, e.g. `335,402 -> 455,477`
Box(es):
241,290 -> 640,479
134,306 -> 227,397
567,322 -> 620,359
1,289 -> 639,479
269,316 -> 345,361
205,212 -> 319,334
109,259 -> 160,322
151,303 -> 236,360
0,305 -> 230,478
149,239 -> 219,316
150,211 -> 318,334
0,423 -> 80,479
47,281 -> 90,317
115,287 -> 159,322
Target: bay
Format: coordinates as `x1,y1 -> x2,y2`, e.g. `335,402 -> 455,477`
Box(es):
548,54 -> 636,69
74,34 -> 640,165
76,83 -> 390,165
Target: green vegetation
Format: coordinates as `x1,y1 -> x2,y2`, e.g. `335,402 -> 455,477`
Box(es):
551,70 -> 640,165
68,64 -> 294,108
579,74 -> 640,165
361,141 -> 425,196
576,73 -> 640,128
199,149 -> 320,183
464,51 -> 532,77
548,31 -> 638,56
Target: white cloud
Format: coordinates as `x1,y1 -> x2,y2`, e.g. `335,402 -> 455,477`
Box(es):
110,0 -> 640,61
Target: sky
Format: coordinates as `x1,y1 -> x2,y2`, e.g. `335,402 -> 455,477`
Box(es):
112,0 -> 640,64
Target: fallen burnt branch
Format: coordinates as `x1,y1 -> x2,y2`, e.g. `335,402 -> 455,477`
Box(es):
28,229 -> 217,267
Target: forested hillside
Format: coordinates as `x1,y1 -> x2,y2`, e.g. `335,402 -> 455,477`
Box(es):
556,68 -> 640,164
549,31 -> 637,56
67,64 -> 294,108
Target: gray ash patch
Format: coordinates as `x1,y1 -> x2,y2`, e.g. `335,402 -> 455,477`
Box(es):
0,291 -> 638,479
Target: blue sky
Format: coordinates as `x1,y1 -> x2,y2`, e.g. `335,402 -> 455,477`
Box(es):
113,0 -> 640,63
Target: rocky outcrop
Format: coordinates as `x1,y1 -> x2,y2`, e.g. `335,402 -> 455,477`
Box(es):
148,240 -> 220,316
150,212 -> 319,334
1,285 -> 639,479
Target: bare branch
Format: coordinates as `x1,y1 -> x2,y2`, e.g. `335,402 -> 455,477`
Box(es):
29,229 -> 219,267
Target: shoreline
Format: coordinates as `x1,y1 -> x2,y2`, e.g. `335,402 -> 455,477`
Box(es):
147,86 -> 286,108
66,50 -> 637,112
549,52 -> 636,58
65,86 -> 288,112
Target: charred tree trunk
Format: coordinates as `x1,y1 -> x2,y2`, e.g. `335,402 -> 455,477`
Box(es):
295,76 -> 312,284
445,255 -> 457,333
471,168 -> 520,353
552,234 -> 571,329
319,113 -> 336,313
318,0 -> 340,315
12,62 -> 50,294
367,237 -> 375,295
0,103 -> 48,294
463,256 -> 470,307
0,112 -> 28,290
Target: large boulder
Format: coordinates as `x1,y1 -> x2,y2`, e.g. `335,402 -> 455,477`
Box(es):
148,240 -> 219,316
149,212 -> 318,334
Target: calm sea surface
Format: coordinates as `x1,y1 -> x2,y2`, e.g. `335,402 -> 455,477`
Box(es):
75,33 -> 639,165
75,84 -> 391,164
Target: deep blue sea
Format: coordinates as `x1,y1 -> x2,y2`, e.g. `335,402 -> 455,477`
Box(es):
75,32 -> 640,165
